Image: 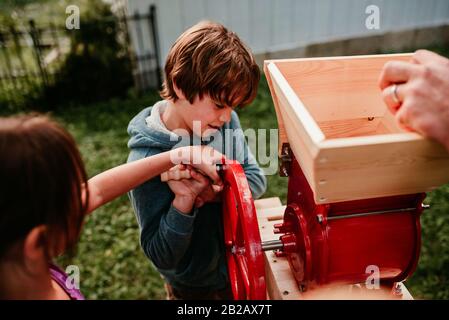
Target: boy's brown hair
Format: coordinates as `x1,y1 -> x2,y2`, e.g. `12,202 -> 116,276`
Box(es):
0,114 -> 89,260
160,21 -> 260,108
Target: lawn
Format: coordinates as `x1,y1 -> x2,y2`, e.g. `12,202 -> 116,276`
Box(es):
3,47 -> 449,300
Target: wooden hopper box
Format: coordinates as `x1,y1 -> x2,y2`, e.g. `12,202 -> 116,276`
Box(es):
264,54 -> 449,204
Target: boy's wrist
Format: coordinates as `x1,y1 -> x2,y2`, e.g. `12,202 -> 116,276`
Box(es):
173,196 -> 195,214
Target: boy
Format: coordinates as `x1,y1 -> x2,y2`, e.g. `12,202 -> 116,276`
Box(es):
127,21 -> 267,299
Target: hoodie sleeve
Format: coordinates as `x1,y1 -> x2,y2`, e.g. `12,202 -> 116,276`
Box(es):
229,112 -> 267,199
127,149 -> 197,270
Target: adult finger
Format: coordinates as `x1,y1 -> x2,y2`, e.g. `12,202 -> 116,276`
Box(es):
395,103 -> 414,132
378,61 -> 419,90
381,84 -> 405,114
413,49 -> 448,65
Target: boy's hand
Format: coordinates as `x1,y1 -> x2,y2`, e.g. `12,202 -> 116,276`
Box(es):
194,184 -> 222,208
162,165 -> 223,209
168,169 -> 211,214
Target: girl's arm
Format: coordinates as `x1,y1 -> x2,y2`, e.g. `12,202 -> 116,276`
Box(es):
86,146 -> 223,214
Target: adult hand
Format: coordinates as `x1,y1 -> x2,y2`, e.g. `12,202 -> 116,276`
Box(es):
379,50 -> 449,151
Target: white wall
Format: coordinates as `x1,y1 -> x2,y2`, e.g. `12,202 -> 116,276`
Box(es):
125,0 -> 449,68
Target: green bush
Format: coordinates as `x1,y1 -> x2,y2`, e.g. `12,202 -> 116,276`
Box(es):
33,1 -> 133,109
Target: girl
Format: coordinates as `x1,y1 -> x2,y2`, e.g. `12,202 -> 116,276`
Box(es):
0,114 -> 223,299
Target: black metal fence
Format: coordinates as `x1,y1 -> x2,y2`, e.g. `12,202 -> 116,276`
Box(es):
0,4 -> 161,110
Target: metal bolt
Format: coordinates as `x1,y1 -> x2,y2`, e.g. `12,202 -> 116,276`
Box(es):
317,214 -> 324,224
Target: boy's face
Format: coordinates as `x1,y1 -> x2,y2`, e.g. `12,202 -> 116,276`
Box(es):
181,94 -> 233,137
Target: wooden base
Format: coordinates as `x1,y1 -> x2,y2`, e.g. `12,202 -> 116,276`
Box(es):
254,197 -> 413,300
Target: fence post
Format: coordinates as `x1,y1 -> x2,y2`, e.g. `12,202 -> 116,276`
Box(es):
0,31 -> 12,108
149,5 -> 162,89
120,8 -> 139,94
10,24 -> 32,89
29,19 -> 49,87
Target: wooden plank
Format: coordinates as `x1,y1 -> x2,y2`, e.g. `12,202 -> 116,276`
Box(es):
318,117 -> 390,139
254,197 -> 282,210
263,62 -> 289,155
265,62 -> 323,191
256,200 -> 301,300
315,136 -> 449,203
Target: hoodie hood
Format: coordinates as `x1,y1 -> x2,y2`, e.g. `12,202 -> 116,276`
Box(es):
127,101 -> 183,150
128,100 -> 228,152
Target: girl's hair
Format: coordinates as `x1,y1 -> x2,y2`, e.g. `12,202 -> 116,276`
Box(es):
0,114 -> 89,260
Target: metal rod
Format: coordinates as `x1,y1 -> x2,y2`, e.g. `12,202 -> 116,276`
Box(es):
149,5 -> 162,89
326,207 -> 418,222
261,239 -> 283,251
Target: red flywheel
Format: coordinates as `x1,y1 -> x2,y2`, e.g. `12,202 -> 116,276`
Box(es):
221,161 -> 266,300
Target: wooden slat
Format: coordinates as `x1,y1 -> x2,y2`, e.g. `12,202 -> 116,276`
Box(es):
255,199 -> 301,300
254,197 -> 282,210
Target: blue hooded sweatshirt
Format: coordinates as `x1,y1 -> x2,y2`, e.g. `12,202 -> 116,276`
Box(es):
127,100 -> 267,293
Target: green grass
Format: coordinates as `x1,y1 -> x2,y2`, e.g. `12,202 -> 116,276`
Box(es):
3,46 -> 449,300
53,92 -> 168,299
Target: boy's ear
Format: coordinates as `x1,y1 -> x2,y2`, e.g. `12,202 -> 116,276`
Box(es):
22,225 -> 49,274
173,83 -> 187,101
